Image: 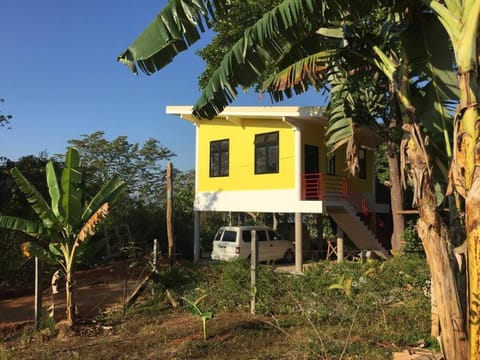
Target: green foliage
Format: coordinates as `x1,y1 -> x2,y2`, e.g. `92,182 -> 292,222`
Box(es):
0,147 -> 126,325
63,131 -> 175,206
402,219 -> 424,254
0,98 -> 12,129
182,294 -> 214,340
196,0 -> 282,90
141,255 -> 433,357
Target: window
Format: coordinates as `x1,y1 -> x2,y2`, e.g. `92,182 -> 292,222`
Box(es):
255,131 -> 279,174
268,230 -> 283,241
222,230 -> 236,242
358,148 -> 367,179
210,139 -> 229,177
327,154 -> 336,175
256,230 -> 268,242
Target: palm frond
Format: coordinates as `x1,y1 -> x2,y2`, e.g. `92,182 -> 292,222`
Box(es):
76,203 -> 109,245
10,168 -> 60,230
262,50 -> 335,102
192,0 -> 378,118
0,215 -> 50,237
81,175 -> 126,222
118,0 -> 229,75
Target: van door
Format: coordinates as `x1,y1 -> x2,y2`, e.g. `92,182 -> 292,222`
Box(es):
255,229 -> 270,262
267,229 -> 284,260
220,230 -> 239,259
212,229 -> 239,260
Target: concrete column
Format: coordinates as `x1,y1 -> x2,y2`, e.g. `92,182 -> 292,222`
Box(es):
293,125 -> 302,200
295,212 -> 303,273
193,210 -> 200,263
336,228 -> 344,263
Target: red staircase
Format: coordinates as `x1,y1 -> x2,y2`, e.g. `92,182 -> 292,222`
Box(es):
302,173 -> 391,249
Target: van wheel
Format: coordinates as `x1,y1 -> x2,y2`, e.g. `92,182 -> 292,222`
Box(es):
283,250 -> 294,263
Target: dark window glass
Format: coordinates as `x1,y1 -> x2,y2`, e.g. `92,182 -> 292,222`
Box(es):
268,230 -> 282,241
255,132 -> 279,174
222,230 -> 236,242
256,230 -> 268,242
359,148 -> 367,179
327,154 -> 336,175
242,230 -> 252,243
210,139 -> 229,177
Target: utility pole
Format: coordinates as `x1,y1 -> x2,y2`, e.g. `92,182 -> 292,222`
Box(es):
166,162 -> 175,270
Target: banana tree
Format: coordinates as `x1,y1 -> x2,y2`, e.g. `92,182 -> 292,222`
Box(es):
0,148 -> 125,326
423,1 -> 480,357
119,0 -> 476,357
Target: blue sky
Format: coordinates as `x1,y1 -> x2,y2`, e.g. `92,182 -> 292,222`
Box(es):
1,0 -> 323,171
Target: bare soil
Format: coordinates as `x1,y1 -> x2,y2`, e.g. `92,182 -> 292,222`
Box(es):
0,262 -> 305,359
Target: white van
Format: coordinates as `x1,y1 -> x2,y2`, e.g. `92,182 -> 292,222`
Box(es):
211,226 -> 294,263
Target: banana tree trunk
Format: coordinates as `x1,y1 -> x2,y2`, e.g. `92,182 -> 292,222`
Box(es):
65,269 -> 76,327
402,123 -> 468,359
466,174 -> 480,356
455,70 -> 480,359
387,140 -> 405,252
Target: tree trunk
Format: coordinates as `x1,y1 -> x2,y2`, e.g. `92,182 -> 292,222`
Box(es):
402,123 -> 468,359
466,173 -> 480,357
65,269 -> 76,327
387,140 -> 405,252
416,197 -> 468,359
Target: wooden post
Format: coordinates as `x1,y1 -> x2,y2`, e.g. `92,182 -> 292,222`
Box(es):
152,239 -> 158,273
336,229 -> 344,263
295,212 -> 303,273
34,257 -> 42,329
166,162 -> 175,269
250,230 -> 258,315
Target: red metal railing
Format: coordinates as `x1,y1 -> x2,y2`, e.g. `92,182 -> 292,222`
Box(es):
302,173 -> 391,248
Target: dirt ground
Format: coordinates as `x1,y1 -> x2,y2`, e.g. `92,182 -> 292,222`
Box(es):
0,261 -> 145,328
0,260 -> 304,360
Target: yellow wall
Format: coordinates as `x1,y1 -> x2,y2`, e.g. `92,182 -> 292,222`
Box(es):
197,118 -> 295,192
197,117 -> 374,194
301,122 -> 374,193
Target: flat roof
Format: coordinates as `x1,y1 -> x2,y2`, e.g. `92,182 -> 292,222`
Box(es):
166,105 -> 328,124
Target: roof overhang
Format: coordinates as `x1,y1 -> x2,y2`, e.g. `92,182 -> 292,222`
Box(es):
166,105 -> 328,126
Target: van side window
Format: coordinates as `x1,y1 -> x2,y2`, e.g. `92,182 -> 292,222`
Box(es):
257,231 -> 267,242
242,230 -> 251,243
222,230 -> 236,242
268,230 -> 282,241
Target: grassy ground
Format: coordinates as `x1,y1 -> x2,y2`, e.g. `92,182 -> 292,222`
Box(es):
0,255 -> 436,359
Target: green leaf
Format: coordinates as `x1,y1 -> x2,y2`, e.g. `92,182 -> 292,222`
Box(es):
0,215 -> 49,237
61,148 -> 83,229
10,168 -> 60,230
46,161 -> 63,221
81,176 -> 126,222
118,0 -> 229,75
328,283 -> 344,291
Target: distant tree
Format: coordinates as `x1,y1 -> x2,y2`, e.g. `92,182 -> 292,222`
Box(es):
60,132 -> 180,252
63,131 -> 175,205
0,148 -> 125,326
0,155 -> 52,287
0,99 -> 12,129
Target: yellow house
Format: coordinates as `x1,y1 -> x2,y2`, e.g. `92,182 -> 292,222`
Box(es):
167,106 -> 390,270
